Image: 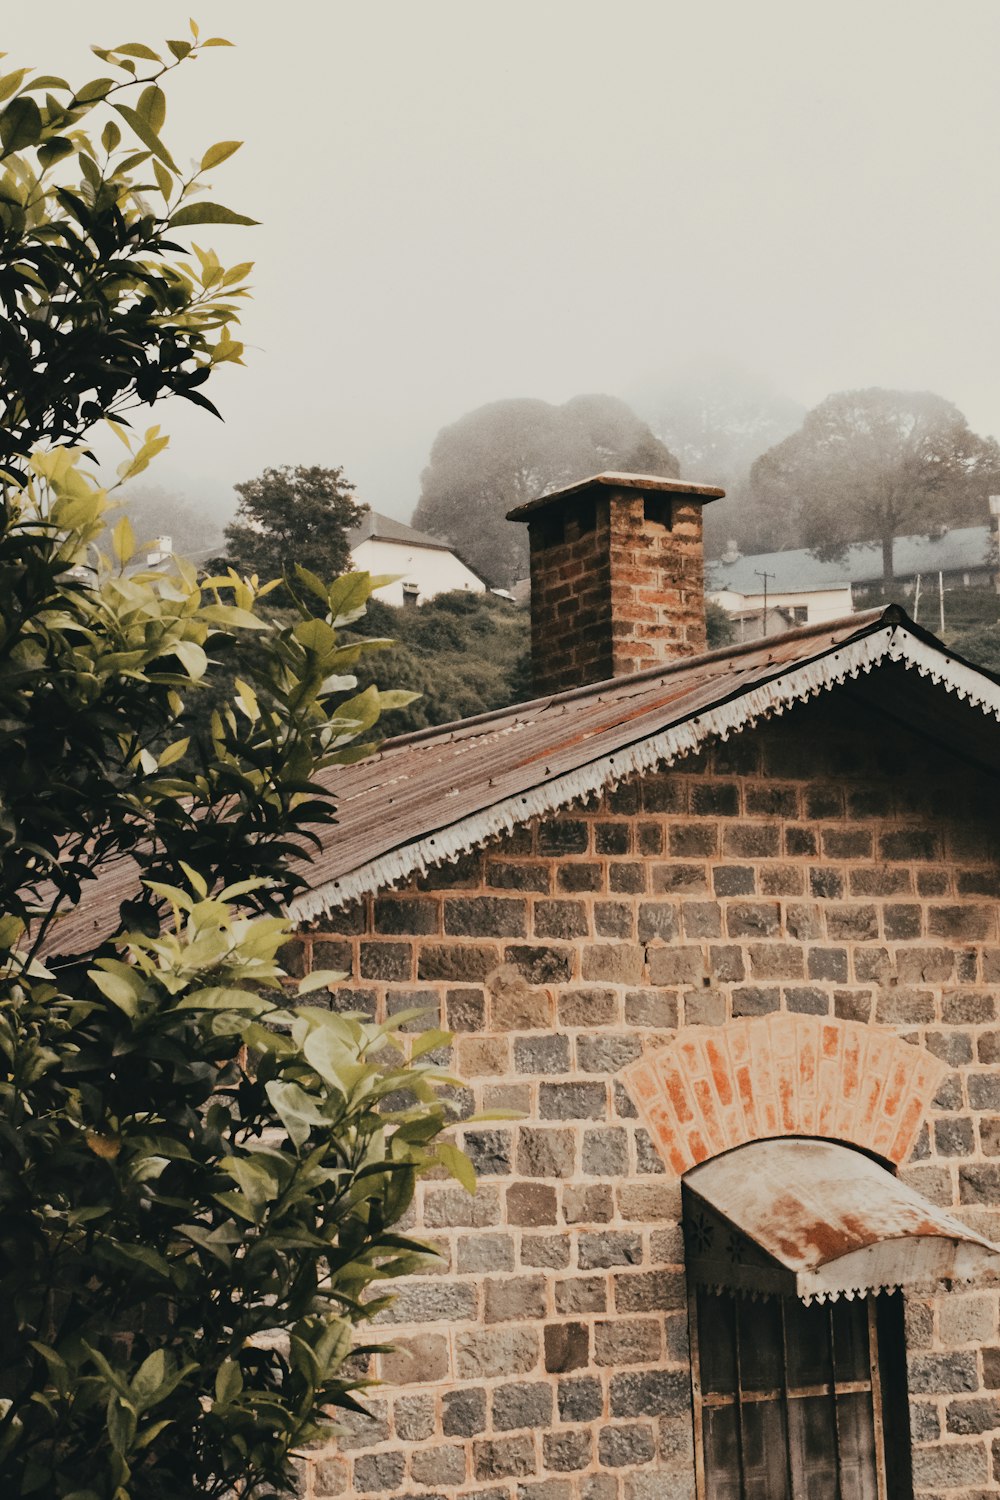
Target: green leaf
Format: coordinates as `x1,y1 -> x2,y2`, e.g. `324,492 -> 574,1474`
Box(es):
170,639 -> 207,680
111,42 -> 162,62
214,1358 -> 243,1404
152,157 -> 173,202
0,94 -> 42,153
200,139 -> 241,171
137,84 -> 166,133
90,969 -> 141,1016
201,37 -> 234,46
0,69 -> 30,105
75,77 -> 115,103
170,200 -> 259,228
435,1142 -> 477,1195
167,39 -> 193,61
303,1027 -> 354,1094
297,969 -> 347,994
113,102 -> 178,171
131,1350 -> 166,1403
265,1079 -> 325,1148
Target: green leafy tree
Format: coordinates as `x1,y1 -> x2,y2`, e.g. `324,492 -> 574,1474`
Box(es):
413,394 -> 679,588
0,32 -> 466,1500
350,589 -> 531,732
219,465 -> 365,589
748,389 -> 1000,583
0,23 -> 255,481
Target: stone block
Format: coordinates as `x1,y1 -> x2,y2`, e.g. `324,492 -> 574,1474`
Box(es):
563,1183 -> 614,1224
625,988 -> 679,1027
521,1233 -> 571,1269
726,902 -> 781,938
557,1375 -> 604,1423
540,1082 -> 607,1120
457,1233 -> 516,1274
484,1275 -> 547,1323
464,1128 -> 513,1176
535,901 -> 590,940
637,902 -> 679,944
517,1128 -> 577,1178
446,987 -> 487,1031
410,1446 -> 468,1487
455,1326 -> 540,1380
582,943 -> 646,984
393,1393 -> 436,1441
544,1321 -> 589,1372
442,1386 -> 488,1437
578,1231 -> 642,1269
558,987 -> 619,1027
582,1127 -> 630,1176
508,1182 -> 559,1227
474,1436 -> 537,1481
353,1450 -> 405,1493
598,1423 -> 655,1467
609,1368 -> 691,1418
504,945 -> 574,986
594,1318 -> 662,1366
492,1381 -> 553,1431
515,1034 -> 570,1073
647,945 -> 704,985
543,1429 -> 593,1472
380,1334 -> 449,1385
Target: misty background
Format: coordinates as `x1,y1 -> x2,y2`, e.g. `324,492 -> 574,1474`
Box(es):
7,0 -> 1000,551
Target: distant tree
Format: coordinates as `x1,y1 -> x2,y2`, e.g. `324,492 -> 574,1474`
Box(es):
634,364 -> 804,557
705,599 -> 736,649
350,590 -> 530,731
220,464 -> 364,584
112,482 -> 227,561
748,389 -> 1000,584
413,395 -> 679,587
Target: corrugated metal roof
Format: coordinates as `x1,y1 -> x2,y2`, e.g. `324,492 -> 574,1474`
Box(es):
684,1137 -> 1000,1302
39,603 -> 1000,957
708,524 -> 993,595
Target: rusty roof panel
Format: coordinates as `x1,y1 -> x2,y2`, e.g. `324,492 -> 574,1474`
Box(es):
684,1137 -> 1000,1303
39,604 -> 1000,956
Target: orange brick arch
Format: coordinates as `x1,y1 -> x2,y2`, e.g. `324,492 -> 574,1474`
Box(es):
623,1014 -> 946,1178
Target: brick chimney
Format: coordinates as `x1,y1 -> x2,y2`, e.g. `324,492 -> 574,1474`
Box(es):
508,472 -> 724,695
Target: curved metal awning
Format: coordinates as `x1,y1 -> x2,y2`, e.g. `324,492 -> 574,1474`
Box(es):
683,1137 -> 1000,1304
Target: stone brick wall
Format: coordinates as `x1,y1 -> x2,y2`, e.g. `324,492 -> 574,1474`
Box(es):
523,486 -> 707,695
291,694 -> 1000,1500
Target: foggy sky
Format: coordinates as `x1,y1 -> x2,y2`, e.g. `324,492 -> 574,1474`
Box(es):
8,1 -> 1000,524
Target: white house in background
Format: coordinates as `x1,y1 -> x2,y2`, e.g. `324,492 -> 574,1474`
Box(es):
708,541 -> 854,628
708,517 -> 999,629
347,511 -> 487,608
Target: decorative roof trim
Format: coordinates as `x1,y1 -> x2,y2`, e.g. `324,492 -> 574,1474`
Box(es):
289,623 -> 1000,920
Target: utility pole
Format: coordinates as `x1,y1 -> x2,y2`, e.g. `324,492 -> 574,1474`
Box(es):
939,570 -> 945,635
755,569 -> 775,637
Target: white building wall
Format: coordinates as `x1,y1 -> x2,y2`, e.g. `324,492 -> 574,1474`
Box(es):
350,537 -> 485,608
709,584 -> 853,625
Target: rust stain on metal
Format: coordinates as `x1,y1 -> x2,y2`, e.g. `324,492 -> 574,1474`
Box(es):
38,607 -> 892,957
684,1136 -> 1000,1301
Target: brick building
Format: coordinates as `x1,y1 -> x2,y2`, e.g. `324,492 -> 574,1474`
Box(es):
279,473 -> 1000,1500
56,474 -> 1000,1498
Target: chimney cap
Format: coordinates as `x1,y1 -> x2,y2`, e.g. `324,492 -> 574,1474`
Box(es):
506,470 -> 725,523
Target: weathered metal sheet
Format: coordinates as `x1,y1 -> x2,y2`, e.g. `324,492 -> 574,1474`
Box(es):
38,603 -> 1000,956
683,1137 -> 1000,1303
